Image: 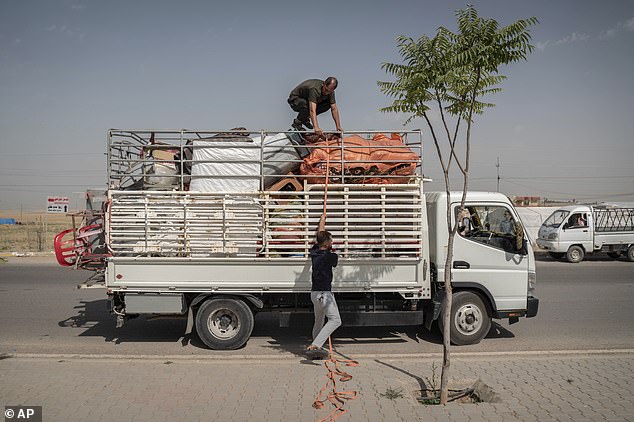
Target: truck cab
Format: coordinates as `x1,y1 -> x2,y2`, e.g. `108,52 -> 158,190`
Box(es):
426,192 -> 538,345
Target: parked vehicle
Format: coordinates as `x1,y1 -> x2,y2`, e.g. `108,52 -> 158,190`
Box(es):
537,205 -> 634,263
55,129 -> 538,349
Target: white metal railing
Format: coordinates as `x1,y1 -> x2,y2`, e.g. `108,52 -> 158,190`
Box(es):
107,129 -> 424,191
107,183 -> 424,260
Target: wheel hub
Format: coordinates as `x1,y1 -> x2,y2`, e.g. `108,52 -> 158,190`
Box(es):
208,308 -> 240,339
454,304 -> 483,336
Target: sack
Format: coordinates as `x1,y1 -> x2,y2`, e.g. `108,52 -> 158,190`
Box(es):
251,132 -> 309,188
299,134 -> 418,184
144,162 -> 179,187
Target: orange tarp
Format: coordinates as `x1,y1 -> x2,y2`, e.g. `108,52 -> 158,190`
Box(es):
299,133 -> 419,184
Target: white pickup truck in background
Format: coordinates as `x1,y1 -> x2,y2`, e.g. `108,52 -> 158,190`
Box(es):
537,205 -> 634,263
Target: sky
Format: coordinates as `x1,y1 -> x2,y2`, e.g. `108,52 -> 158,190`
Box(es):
1,0 -> 633,211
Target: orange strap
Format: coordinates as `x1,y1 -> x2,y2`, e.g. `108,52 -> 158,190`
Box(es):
323,139 -> 330,213
313,139 -> 359,422
312,337 -> 359,422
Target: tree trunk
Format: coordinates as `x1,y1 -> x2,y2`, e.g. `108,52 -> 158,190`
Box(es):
439,229 -> 454,404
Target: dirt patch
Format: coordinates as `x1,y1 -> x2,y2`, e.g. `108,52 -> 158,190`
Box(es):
415,379 -> 501,405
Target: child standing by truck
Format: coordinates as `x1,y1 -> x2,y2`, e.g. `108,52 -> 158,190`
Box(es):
306,214 -> 341,357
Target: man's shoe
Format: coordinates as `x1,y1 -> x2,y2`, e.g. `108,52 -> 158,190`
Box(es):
306,347 -> 328,359
302,120 -> 313,130
292,119 -> 305,131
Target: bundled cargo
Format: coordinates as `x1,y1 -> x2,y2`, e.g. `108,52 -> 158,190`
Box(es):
299,133 -> 419,184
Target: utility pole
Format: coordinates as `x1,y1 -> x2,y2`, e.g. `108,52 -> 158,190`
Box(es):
496,157 -> 500,192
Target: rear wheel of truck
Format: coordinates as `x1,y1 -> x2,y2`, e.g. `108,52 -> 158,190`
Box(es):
548,252 -> 565,260
566,246 -> 584,263
627,245 -> 634,262
195,298 -> 254,350
439,291 -> 491,346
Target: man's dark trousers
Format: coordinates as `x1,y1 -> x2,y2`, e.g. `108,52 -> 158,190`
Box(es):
288,96 -> 330,125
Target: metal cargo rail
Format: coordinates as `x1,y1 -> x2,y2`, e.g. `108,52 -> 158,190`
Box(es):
103,129 -> 426,261
107,129 -> 423,190
593,207 -> 634,232
107,183 -> 425,260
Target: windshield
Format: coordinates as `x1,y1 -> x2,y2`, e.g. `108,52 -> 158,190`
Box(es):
543,210 -> 570,228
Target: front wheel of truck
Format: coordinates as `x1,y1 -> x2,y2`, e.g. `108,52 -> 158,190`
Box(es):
627,245 -> 634,262
439,291 -> 492,346
566,245 -> 584,263
195,298 -> 254,350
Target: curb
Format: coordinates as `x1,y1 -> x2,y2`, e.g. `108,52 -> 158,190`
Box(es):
2,349 -> 633,363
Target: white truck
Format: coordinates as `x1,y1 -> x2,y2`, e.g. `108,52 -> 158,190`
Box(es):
537,205 -> 634,263
56,129 -> 538,349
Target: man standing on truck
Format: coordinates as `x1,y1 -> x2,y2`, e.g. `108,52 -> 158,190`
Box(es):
288,77 -> 343,134
306,213 -> 341,357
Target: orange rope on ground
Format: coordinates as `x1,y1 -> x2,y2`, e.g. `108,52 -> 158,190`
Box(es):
312,137 -> 359,422
312,337 -> 359,422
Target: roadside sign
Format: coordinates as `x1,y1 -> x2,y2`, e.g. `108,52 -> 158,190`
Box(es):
47,196 -> 70,213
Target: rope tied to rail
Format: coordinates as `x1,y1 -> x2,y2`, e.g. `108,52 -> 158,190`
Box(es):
312,138 -> 359,422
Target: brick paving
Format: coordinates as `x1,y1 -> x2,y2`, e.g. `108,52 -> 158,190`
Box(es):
1,351 -> 633,421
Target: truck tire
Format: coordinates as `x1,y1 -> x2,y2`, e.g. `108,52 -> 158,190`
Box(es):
566,246 -> 584,263
439,291 -> 491,346
607,252 -> 621,259
195,298 -> 254,350
627,245 -> 634,262
548,252 -> 565,260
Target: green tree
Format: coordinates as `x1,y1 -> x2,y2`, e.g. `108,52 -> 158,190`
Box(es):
379,5 -> 537,404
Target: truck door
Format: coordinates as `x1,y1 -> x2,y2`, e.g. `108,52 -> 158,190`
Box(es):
451,203 -> 528,312
559,212 -> 593,251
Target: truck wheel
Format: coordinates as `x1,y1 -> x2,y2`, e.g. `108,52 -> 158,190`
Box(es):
607,252 -> 621,259
548,252 -> 564,260
439,291 -> 491,346
566,246 -> 584,263
195,298 -> 254,350
627,245 -> 634,262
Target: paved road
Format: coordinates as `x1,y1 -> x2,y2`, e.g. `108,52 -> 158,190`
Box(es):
1,255 -> 633,357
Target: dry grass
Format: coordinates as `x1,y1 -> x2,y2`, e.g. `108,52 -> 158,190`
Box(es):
0,210 -> 74,252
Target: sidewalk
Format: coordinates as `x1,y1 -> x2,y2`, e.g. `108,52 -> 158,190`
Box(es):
1,350 -> 632,421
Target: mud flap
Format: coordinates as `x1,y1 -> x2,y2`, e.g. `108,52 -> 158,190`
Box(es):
424,290 -> 444,330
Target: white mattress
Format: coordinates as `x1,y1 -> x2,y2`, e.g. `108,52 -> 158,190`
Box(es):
189,138 -> 260,192
189,134 -> 301,192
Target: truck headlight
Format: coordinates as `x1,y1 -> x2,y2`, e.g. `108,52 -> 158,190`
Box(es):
528,271 -> 537,293
548,233 -> 558,240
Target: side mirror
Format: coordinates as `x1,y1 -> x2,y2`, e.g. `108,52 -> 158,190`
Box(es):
519,238 -> 528,256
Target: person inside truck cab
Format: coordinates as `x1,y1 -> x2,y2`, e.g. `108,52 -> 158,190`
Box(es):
458,207 -> 472,236
567,213 -> 586,228
500,210 -> 517,235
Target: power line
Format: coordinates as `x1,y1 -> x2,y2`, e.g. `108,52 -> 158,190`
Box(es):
0,184 -> 101,187
0,152 -> 104,157
501,179 -> 634,199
